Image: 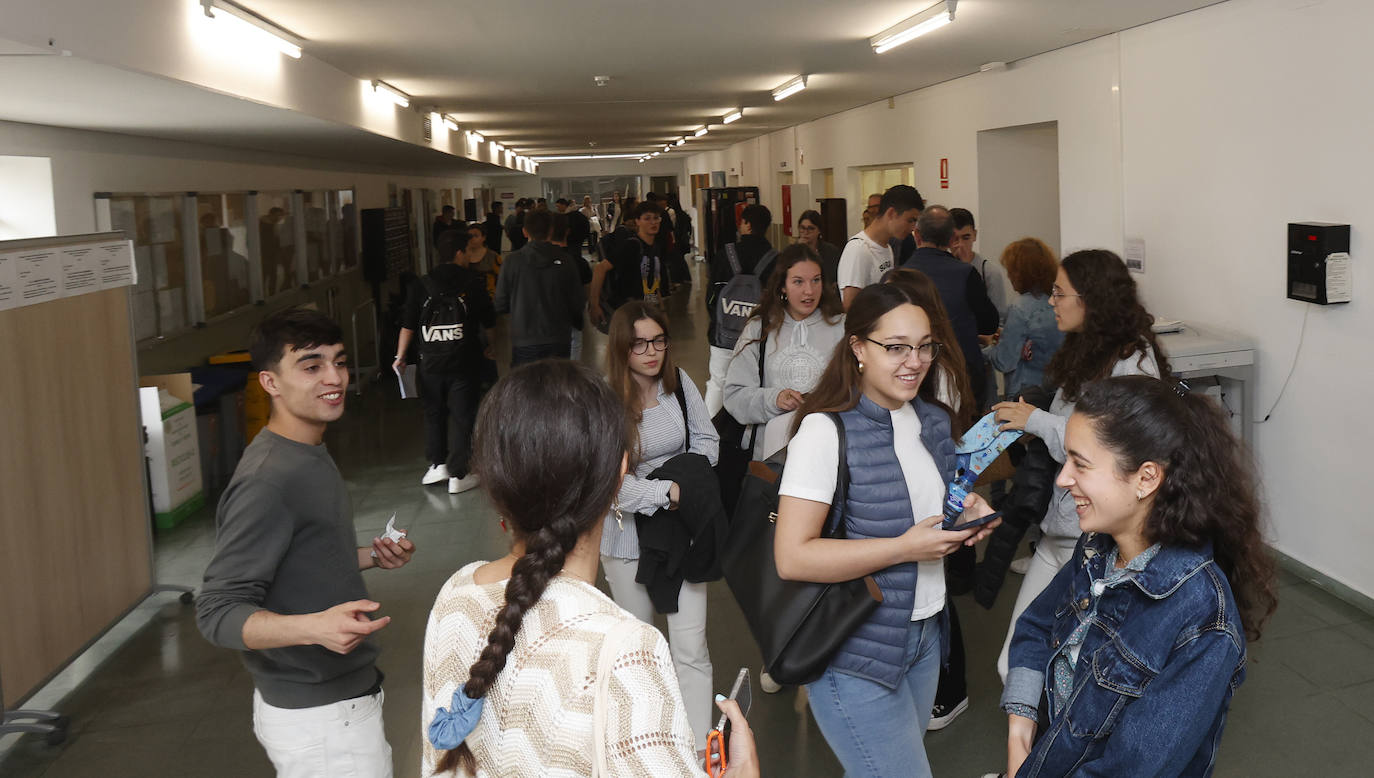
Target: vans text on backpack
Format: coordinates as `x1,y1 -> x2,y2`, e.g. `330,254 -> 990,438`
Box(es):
710,243 -> 777,350
417,275 -> 472,374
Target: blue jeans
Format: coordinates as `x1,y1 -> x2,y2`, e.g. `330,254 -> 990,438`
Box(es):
806,615 -> 943,778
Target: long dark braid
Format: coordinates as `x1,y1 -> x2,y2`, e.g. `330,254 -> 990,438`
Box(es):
433,360 -> 628,775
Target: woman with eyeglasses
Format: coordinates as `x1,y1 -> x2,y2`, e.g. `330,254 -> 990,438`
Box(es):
722,244 -> 845,460
601,302 -> 720,750
795,209 -> 841,296
989,249 -> 1169,682
773,283 -> 1000,777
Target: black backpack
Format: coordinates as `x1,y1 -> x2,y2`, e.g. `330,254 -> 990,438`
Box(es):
416,274 -> 471,373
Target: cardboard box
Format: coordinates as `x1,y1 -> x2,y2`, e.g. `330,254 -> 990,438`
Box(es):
139,373 -> 205,529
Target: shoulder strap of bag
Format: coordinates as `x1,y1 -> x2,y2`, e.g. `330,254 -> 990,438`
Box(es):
822,412 -> 850,539
724,242 -> 742,275
745,335 -> 766,450
675,368 -> 690,453
592,618 -> 639,778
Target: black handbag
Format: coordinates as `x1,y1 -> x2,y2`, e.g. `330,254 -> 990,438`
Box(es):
720,412 -> 883,686
712,334 -> 765,515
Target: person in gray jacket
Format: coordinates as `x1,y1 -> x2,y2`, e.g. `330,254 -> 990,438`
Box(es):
722,244 -> 844,459
493,208 -> 585,366
990,249 -> 1169,682
196,307 -> 416,777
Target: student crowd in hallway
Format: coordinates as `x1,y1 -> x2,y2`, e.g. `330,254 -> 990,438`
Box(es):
194,184 -> 1276,777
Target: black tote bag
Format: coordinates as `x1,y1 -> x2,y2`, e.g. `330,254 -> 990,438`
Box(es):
720,412 -> 882,686
713,334 -> 765,515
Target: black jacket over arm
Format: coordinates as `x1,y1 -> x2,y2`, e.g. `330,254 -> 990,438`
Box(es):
634,453 -> 729,613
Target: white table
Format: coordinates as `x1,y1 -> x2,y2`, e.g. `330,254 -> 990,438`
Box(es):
1156,323 -> 1256,445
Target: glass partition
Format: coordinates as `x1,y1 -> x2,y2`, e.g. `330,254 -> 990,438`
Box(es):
196,193 -> 252,318
110,194 -> 188,341
256,191 -> 295,297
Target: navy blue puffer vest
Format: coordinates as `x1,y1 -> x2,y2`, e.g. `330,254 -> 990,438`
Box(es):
827,394 -> 957,689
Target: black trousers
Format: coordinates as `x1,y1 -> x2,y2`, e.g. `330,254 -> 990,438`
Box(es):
419,368 -> 478,478
511,342 -> 571,367
934,597 -> 968,707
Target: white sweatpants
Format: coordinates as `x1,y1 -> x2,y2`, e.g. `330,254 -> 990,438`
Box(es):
997,534 -> 1080,683
252,688 -> 393,778
602,555 -> 714,750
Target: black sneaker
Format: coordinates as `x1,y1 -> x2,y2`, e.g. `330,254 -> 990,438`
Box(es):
927,697 -> 968,731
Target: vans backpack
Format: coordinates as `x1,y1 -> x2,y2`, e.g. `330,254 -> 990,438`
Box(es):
417,274 -> 471,373
711,243 -> 777,350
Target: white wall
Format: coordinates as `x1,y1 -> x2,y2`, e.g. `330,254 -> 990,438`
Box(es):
687,0 -> 1374,596
0,155 -> 56,239
976,122 -> 1062,258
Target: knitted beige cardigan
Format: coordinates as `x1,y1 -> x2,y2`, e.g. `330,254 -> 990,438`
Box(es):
422,562 -> 702,777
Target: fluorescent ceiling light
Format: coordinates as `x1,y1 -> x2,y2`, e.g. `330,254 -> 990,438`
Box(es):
694,127 -> 709,137
723,109 -> 742,124
675,138 -> 686,146
871,0 -> 957,54
370,79 -> 410,108
772,75 -> 808,102
442,115 -> 458,131
651,152 -> 661,158
530,153 -> 648,162
200,0 -> 303,58
467,130 -> 484,144
492,142 -> 503,153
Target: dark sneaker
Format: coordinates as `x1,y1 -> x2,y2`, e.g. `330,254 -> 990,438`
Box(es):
927,697 -> 969,731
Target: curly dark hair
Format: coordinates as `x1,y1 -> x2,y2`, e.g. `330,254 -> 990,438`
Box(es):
435,360 -> 629,775
1045,249 -> 1170,401
1075,376 -> 1277,641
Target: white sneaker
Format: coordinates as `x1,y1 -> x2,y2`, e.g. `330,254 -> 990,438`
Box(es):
422,464 -> 450,485
449,474 -> 480,494
760,670 -> 782,694
1010,555 -> 1032,575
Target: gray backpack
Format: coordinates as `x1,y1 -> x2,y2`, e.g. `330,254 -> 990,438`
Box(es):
711,243 -> 776,350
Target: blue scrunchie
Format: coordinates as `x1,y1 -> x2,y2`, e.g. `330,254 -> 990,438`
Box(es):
427,689 -> 485,750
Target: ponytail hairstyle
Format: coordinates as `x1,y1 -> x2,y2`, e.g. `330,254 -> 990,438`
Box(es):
884,268 -> 977,436
435,361 -> 630,775
744,243 -> 843,348
1074,376 -> 1277,641
1045,249 -> 1171,401
794,283 -> 958,434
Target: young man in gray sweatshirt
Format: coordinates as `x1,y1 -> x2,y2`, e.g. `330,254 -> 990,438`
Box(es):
196,307 -> 416,778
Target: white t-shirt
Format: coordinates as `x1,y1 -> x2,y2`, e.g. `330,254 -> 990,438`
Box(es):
778,407 -> 947,621
837,230 -> 894,292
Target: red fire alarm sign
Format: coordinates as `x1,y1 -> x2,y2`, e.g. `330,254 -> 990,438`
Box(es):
940,158 -> 949,189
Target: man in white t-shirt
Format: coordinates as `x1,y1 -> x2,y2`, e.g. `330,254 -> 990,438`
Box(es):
837,185 -> 924,310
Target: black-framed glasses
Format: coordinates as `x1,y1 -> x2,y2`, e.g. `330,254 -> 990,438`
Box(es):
865,338 -> 942,363
631,335 -> 669,354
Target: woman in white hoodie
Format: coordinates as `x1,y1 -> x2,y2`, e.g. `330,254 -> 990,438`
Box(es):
723,244 -> 845,459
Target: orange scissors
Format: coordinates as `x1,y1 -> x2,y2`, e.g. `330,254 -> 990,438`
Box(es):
705,728 -> 727,777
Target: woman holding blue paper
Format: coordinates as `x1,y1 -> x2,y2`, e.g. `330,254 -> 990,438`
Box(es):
990,249 -> 1169,682
774,283 -> 999,777
1000,376 -> 1275,776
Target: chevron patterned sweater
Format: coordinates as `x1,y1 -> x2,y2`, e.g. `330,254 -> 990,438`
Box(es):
422,562 -> 702,777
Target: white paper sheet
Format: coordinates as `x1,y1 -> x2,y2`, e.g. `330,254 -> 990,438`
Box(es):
14,248 -> 61,306
60,245 -> 101,297
0,251 -> 18,311
97,240 -> 137,289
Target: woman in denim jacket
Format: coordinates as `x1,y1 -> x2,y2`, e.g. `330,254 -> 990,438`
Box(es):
1000,376 -> 1277,777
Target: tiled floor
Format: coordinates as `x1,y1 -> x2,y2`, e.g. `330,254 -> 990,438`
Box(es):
4,260 -> 1374,776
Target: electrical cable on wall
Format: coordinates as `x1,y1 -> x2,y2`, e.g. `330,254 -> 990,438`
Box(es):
1255,306 -> 1310,423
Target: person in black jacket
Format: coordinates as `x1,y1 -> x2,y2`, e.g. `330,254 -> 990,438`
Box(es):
704,203 -> 775,415
493,208 -> 585,365
394,230 -> 496,494
483,202 -> 504,254
901,206 -> 1000,409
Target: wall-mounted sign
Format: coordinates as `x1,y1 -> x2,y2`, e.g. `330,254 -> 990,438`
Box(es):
940,158 -> 950,189
500,192 -> 516,200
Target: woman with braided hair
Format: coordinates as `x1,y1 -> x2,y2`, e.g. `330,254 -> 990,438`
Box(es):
421,361 -> 756,777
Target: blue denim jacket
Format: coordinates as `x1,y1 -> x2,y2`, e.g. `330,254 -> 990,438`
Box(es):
1002,533 -> 1247,777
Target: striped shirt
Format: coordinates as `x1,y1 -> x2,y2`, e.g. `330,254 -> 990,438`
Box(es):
601,369 -> 719,559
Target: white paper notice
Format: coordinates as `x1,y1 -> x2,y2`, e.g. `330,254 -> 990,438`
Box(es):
1124,237 -> 1146,274
14,248 -> 62,306
98,240 -> 137,289
0,251 -> 18,311
60,244 -> 101,297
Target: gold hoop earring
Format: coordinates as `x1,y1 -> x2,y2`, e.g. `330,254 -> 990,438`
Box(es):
857,360 -> 865,374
